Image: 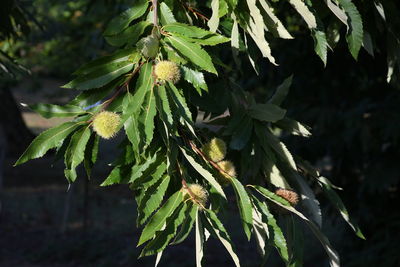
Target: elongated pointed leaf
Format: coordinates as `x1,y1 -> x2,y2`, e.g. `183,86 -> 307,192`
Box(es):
250,185 -> 340,267
64,126 -> 91,182
203,209 -> 241,266
165,35 -> 217,74
104,0 -> 149,36
181,66 -> 208,93
139,86 -> 157,147
140,203 -> 187,256
155,85 -> 174,128
337,0 -> 363,59
15,122 -> 81,166
84,133 -> 99,178
28,103 -> 85,118
105,21 -> 151,47
138,190 -> 183,246
275,118 -> 311,137
137,175 -> 170,226
73,48 -> 139,75
289,0 -> 317,28
180,148 -> 226,199
247,103 -> 286,122
269,75 -> 293,106
62,61 -> 134,90
172,204 -> 197,244
163,23 -> 217,38
208,0 -> 220,32
124,63 -> 153,150
259,0 -> 293,39
231,178 -> 253,240
159,2 -> 176,25
195,210 -> 205,267
252,196 -> 289,263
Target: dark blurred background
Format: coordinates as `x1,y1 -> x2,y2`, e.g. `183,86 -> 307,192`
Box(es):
0,0 -> 399,266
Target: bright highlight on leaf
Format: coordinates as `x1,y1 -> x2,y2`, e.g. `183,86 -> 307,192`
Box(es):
92,111 -> 121,139
154,60 -> 181,84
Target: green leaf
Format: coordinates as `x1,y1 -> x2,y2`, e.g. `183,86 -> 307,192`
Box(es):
159,2 -> 176,25
231,179 -> 253,240
138,190 -> 183,246
287,217 -> 304,267
267,164 -> 291,189
163,23 -> 215,38
250,185 -> 340,267
64,126 -> 92,182
28,103 -> 85,118
180,148 -> 226,200
62,61 -> 134,90
130,153 -> 158,184
252,196 -> 289,263
100,165 -> 131,186
259,0 -> 293,39
195,210 -> 205,267
289,0 -> 317,29
15,122 -> 82,166
70,78 -> 122,108
181,66 -> 208,93
165,35 -> 217,74
337,0 -> 364,59
295,174 -> 322,227
255,124 -> 297,170
229,115 -> 253,150
103,0 -> 149,36
318,176 -> 365,239
247,103 -> 286,122
84,133 -> 99,178
167,83 -> 195,135
155,85 -> 174,128
251,200 -> 269,256
325,0 -> 348,27
137,175 -> 171,226
105,21 -> 151,47
312,29 -> 328,66
73,48 -> 138,75
140,202 -> 188,257
172,204 -> 197,245
123,63 -> 153,151
275,118 -> 311,137
269,75 -> 293,106
203,209 -> 240,266
139,86 -> 157,148
208,0 -> 220,32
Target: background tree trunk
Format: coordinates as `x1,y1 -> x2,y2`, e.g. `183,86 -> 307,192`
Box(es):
0,124 -> 6,216
0,87 -> 34,158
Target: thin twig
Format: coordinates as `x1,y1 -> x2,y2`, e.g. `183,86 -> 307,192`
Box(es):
152,0 -> 158,27
101,61 -> 145,111
180,1 -> 209,21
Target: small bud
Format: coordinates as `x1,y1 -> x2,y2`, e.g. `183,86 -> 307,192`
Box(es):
202,138 -> 227,162
183,184 -> 208,207
154,60 -> 181,84
92,111 -> 121,139
137,35 -> 159,59
275,188 -> 299,206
